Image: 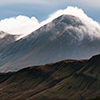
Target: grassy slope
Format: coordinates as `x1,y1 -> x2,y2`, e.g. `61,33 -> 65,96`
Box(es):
0,55 -> 100,100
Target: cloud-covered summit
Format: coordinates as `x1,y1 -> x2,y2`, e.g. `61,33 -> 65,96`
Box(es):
0,6 -> 100,39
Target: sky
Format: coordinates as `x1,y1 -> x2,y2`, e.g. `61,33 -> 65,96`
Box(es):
0,0 -> 100,37
0,0 -> 100,22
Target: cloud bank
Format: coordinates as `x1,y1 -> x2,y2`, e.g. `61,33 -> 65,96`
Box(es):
0,15 -> 40,38
0,6 -> 100,39
42,6 -> 100,38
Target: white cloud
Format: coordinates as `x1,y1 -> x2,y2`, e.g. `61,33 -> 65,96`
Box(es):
0,15 -> 41,38
41,6 -> 100,38
0,6 -> 100,40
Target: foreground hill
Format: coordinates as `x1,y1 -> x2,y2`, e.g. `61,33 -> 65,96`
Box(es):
86,97 -> 100,100
1,54 -> 100,100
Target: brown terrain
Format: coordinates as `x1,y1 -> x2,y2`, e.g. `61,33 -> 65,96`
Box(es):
0,54 -> 100,100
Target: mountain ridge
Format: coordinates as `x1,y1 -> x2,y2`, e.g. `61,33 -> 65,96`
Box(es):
0,53 -> 100,100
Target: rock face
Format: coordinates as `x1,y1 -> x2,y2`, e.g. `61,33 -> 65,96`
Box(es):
1,54 -> 100,100
0,15 -> 100,72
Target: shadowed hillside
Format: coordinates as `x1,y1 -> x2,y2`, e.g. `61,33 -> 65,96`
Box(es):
1,54 -> 100,100
86,97 -> 100,100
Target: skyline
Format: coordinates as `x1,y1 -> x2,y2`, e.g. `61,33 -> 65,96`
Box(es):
0,0 -> 100,23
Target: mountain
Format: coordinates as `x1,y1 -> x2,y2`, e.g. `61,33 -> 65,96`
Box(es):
0,31 -> 18,47
1,54 -> 100,100
0,15 -> 100,72
0,31 -> 18,56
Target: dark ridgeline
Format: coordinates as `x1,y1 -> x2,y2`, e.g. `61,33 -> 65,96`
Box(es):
0,54 -> 100,100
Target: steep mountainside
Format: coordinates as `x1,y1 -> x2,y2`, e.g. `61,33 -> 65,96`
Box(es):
0,15 -> 100,72
1,54 -> 100,100
0,31 -> 16,47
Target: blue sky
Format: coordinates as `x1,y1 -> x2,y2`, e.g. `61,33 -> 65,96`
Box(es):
0,0 -> 100,23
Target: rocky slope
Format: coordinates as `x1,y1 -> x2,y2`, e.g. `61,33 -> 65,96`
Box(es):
0,15 -> 100,72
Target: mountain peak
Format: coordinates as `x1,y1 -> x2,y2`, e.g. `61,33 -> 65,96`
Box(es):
53,14 -> 84,27
0,6 -> 100,40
